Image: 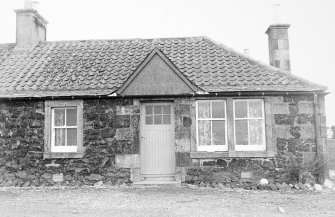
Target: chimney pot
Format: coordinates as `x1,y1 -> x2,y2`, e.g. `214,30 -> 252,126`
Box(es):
273,3 -> 282,23
32,1 -> 40,10
24,0 -> 33,9
243,49 -> 250,56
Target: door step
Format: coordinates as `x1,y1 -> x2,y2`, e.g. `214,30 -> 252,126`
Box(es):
142,174 -> 176,181
132,180 -> 181,186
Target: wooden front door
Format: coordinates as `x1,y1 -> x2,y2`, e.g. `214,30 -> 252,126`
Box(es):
140,103 -> 175,181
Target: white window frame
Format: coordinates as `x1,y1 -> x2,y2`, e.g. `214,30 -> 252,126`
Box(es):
233,99 -> 266,151
44,100 -> 84,159
196,100 -> 228,152
51,107 -> 78,153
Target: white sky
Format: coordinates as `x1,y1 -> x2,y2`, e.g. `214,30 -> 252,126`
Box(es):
0,0 -> 335,126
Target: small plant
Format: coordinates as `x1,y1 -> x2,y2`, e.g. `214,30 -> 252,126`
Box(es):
287,155 -> 325,184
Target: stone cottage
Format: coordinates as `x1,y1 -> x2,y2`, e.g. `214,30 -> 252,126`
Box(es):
0,2 -> 328,187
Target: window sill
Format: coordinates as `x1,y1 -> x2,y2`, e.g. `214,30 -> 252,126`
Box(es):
43,152 -> 85,159
190,151 -> 276,159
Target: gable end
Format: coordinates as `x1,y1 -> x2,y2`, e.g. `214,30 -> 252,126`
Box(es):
116,48 -> 198,96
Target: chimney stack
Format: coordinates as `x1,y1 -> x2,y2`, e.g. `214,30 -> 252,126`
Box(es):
14,0 -> 48,50
265,3 -> 291,72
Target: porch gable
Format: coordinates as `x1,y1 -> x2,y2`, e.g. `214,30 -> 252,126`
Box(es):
116,48 -> 198,96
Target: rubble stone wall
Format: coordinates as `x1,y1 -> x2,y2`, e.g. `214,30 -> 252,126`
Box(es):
0,99 -> 140,187
176,95 -> 323,188
0,95 -> 326,188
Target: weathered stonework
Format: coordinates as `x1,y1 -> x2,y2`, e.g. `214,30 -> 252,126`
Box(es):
0,94 -> 326,188
174,98 -> 193,167
0,99 -> 140,187
178,95 -> 324,188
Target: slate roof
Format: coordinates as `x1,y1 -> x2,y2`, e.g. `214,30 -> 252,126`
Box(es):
0,37 -> 326,98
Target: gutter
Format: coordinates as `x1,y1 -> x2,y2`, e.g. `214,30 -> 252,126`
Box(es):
0,91 -> 328,101
113,91 -> 328,98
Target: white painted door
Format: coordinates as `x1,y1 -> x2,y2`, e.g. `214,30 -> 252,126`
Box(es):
140,103 -> 175,181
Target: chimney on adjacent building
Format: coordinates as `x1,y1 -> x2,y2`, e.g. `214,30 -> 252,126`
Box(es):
14,0 -> 48,50
265,3 -> 291,72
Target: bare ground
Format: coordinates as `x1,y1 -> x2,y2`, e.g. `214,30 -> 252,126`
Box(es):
0,186 -> 334,217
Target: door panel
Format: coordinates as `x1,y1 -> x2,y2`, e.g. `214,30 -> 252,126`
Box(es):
141,103 -> 175,180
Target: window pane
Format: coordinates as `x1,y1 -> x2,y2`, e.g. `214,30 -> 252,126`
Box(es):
163,105 -> 171,115
154,105 -> 162,115
212,120 -> 225,146
145,106 -> 153,115
145,116 -> 153,125
235,120 -> 248,145
212,101 -> 225,118
163,115 -> 171,124
198,120 -> 211,146
66,108 -> 77,126
55,128 -> 65,146
154,115 -> 162,124
249,120 -> 264,145
249,101 -> 263,118
54,109 -> 65,126
198,101 -> 210,119
234,101 -> 247,118
67,128 -> 77,146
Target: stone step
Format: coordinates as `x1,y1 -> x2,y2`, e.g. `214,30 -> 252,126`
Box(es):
132,180 -> 181,186
142,174 -> 176,181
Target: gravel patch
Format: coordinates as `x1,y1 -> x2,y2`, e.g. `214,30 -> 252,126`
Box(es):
0,186 -> 335,217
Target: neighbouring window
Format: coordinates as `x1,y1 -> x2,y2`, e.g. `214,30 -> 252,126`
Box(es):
234,99 -> 266,151
196,100 -> 227,152
44,100 -> 84,158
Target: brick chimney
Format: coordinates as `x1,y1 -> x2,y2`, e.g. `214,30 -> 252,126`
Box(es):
265,3 -> 291,72
14,0 -> 48,50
